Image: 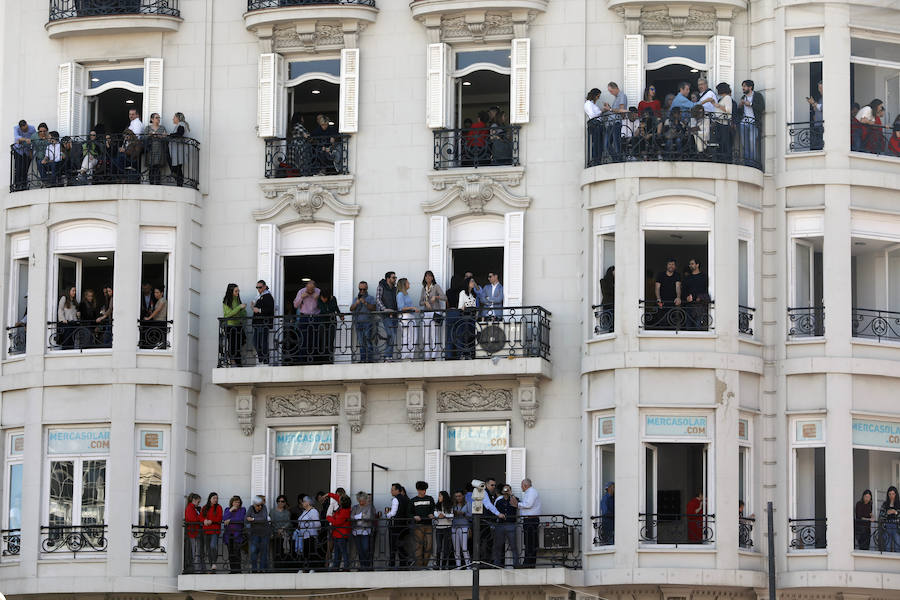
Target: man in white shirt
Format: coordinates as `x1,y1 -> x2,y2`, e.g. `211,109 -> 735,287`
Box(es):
585,88 -> 603,165
128,108 -> 144,136
514,478 -> 542,567
696,78 -> 717,113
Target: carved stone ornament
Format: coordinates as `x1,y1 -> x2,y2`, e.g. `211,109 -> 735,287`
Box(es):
235,386 -> 256,436
438,384 -> 513,412
406,381 -> 426,431
517,377 -> 540,428
256,175 -> 359,222
267,390 -> 341,417
423,169 -> 530,215
273,22 -> 346,52
343,384 -> 366,434
440,13 -> 514,42
618,5 -> 721,37
413,4 -> 546,43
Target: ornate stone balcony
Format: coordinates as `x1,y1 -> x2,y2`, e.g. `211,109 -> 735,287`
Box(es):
46,0 -> 182,38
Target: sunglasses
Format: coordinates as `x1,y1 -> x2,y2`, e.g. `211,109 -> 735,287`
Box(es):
256,285 -> 264,289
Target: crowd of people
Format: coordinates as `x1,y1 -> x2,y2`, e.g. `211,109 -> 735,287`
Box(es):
277,113 -> 345,177
854,487 -> 900,551
183,477 -> 542,573
454,106 -> 515,166
11,109 -> 192,190
850,98 -> 900,156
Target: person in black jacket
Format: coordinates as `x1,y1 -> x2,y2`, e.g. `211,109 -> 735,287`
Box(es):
251,280 -> 274,364
386,483 -> 411,568
409,481 -> 436,567
739,80 -> 765,166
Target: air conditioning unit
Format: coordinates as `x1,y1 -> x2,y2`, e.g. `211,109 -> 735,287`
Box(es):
476,319 -> 521,357
539,523 -> 573,550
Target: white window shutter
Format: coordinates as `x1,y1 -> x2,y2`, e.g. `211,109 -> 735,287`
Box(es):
428,216 -> 448,288
623,35 -> 643,112
258,53 -> 285,138
142,58 -> 163,123
424,449 -> 442,496
339,48 -> 359,133
706,37 -> 717,90
331,452 -> 351,492
426,43 -> 449,129
510,38 -> 531,124
333,220 -> 355,311
257,223 -> 279,309
250,454 -> 267,500
713,35 -> 735,91
506,447 -> 526,494
57,62 -> 84,136
503,212 -> 525,307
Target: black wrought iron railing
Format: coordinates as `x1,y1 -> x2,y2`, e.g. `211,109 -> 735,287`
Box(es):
586,111 -> 761,170
851,122 -> 900,157
10,133 -> 199,192
41,525 -> 108,557
739,517 -> 754,549
639,300 -> 714,333
433,126 -> 520,169
6,325 -> 25,356
133,525 -> 168,552
788,120 -> 824,152
639,513 -> 715,545
47,319 -> 113,351
183,514 -> 580,573
49,0 -> 181,21
591,515 -> 614,546
138,319 -> 172,350
264,134 -> 350,178
787,306 -> 824,337
855,518 -> 900,553
217,307 -> 550,367
1,529 -> 20,557
248,0 -> 375,9
852,308 -> 900,343
788,517 -> 826,549
739,305 -> 755,336
592,304 -> 614,335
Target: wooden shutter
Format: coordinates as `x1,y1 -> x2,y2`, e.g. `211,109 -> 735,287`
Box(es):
142,58 -> 163,123
428,216 -> 448,288
510,38 -> 531,124
503,212 -> 525,307
426,43 -> 449,129
424,449 -> 442,496
250,454 -> 267,500
331,452 -> 351,492
257,224 -> 280,311
333,220 -> 355,312
57,62 -> 84,136
713,35 -> 735,91
506,447 -> 526,494
623,35 -> 643,112
339,48 -> 359,133
258,53 -> 285,138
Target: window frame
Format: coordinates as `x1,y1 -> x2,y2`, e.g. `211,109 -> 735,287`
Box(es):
738,416 -> 753,518
645,39 -> 709,73
84,64 -> 145,96
788,417 -> 826,526
6,234 -> 29,359
788,31 -> 824,127
133,426 -> 169,553
42,427 -> 110,531
592,413 -> 615,548
3,430 -> 24,536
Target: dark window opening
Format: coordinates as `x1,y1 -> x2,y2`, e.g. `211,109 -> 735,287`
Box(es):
279,459 -> 331,508
88,89 -> 144,136
283,254 -> 334,312
449,454 -> 506,495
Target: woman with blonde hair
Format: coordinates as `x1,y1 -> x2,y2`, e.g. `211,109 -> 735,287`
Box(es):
396,277 -> 420,359
169,112 -> 190,186
419,270 -> 446,359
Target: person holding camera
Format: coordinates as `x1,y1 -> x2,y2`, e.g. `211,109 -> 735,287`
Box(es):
350,281 -> 376,363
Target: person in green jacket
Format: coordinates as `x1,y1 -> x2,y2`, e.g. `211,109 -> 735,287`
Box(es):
223,283 -> 247,366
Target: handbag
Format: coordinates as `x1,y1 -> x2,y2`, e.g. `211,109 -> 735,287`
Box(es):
433,311 -> 445,325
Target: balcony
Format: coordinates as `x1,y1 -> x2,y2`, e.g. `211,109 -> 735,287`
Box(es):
787,121 -> 823,153
788,518 -> 826,550
138,319 -> 173,350
638,301 -> 714,334
639,513 -> 716,546
1,529 -> 20,559
264,135 -> 350,178
586,112 -> 761,170
739,517 -> 754,550
787,306 -> 824,338
591,515 -> 613,547
47,320 -> 113,352
10,133 -> 200,192
40,525 -> 108,557
433,126 -> 520,170
851,122 -> 900,159
6,325 -> 25,356
243,0 -> 377,34
738,305 -> 755,337
852,308 -> 900,343
856,519 -> 900,554
132,524 -> 168,553
592,304 -> 613,336
46,1 -> 182,38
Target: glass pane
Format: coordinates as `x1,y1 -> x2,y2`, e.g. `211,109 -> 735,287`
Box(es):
602,237 -> 616,273
889,249 -> 900,312
738,240 -> 749,306
794,35 -> 821,57
738,447 -> 747,506
288,59 -> 341,80
88,68 -> 144,89
795,243 -> 811,306
456,49 -> 511,70
81,460 -> 106,526
8,464 -> 22,530
792,61 -> 822,122
138,460 -> 163,527
647,44 -> 706,64
851,38 -> 900,63
49,461 -> 74,527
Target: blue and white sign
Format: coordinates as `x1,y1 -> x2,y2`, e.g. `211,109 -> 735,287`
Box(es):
852,419 -> 900,449
645,415 -> 709,438
275,429 -> 333,457
47,428 -> 110,455
446,424 -> 508,452
597,417 -> 615,440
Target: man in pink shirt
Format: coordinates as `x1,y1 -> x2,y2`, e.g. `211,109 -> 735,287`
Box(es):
292,280 -> 320,362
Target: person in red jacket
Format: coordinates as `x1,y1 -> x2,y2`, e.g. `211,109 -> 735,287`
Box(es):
184,493 -> 204,572
327,496 -> 352,570
201,492 -> 223,572
889,124 -> 900,157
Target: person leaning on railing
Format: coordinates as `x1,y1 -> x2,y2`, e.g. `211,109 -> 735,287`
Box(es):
169,112 -> 190,187
184,493 -> 205,573
351,492 -> 376,570
245,495 -> 270,573
222,495 -> 246,573
222,283 -> 247,366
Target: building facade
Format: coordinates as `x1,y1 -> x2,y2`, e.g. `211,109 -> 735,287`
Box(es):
1,0 -> 899,600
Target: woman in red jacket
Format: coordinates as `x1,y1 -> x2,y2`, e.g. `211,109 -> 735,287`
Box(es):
201,492 -> 223,572
184,493 -> 204,572
327,496 -> 352,570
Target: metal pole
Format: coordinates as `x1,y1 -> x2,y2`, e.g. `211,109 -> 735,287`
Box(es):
371,462 -> 389,499
767,501 -> 776,600
472,512 -> 480,600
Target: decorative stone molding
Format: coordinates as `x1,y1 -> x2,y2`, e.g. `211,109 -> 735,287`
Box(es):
406,381 -> 427,431
245,8 -> 377,51
618,4 -> 737,37
343,383 -> 366,434
423,168 -> 529,215
256,175 -> 359,223
437,384 -> 513,412
411,2 -> 548,43
266,389 -> 341,417
517,377 -> 540,428
235,385 -> 256,436
273,22 -> 347,52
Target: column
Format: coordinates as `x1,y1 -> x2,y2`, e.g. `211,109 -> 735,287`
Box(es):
614,368 -> 640,568
714,368 -> 740,568
107,383 -> 137,574
112,199 -> 141,368
822,4 -> 851,168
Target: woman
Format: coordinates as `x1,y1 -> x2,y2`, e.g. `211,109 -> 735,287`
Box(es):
142,287 -> 168,349
245,496 -> 270,573
433,491 -> 453,569
57,285 -> 79,350
855,489 -> 874,550
396,278 -> 420,360
143,113 -> 168,185
451,490 -> 471,568
288,114 -> 315,176
169,112 -> 190,186
201,492 -> 222,572
97,284 -> 114,346
711,82 -> 734,162
184,493 -> 205,573
351,492 -> 375,570
78,288 -> 101,348
116,128 -> 143,182
316,287 -> 342,364
222,495 -> 246,573
881,486 -> 900,552
271,495 -> 294,570
857,99 -> 886,154
599,266 -> 615,333
457,277 -> 479,359
327,496 -> 352,571
79,130 -> 102,181
638,85 -> 661,116
222,283 -> 247,366
686,490 -> 705,543
293,496 -> 320,573
419,270 -> 446,359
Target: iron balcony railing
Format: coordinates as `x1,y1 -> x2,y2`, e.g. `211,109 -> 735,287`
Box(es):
248,0 -> 376,9
183,514 -> 580,573
47,319 -> 113,351
856,518 -> 900,553
851,122 -> 900,157
852,308 -> 900,343
787,306 -> 824,337
787,120 -> 824,152
138,319 -> 173,350
133,524 -> 168,553
639,513 -> 716,546
6,325 -> 25,356
1,529 -> 20,558
10,132 -> 199,192
591,515 -> 613,546
592,304 -> 614,335
586,111 -> 761,170
217,306 -> 550,367
41,524 -> 109,557
433,126 -> 520,169
264,134 -> 350,178
49,0 -> 180,21
788,517 -> 826,550
739,517 -> 754,549
738,305 -> 755,336
639,300 -> 714,333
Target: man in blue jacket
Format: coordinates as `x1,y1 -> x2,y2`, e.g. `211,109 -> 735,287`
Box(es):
478,272 -> 504,319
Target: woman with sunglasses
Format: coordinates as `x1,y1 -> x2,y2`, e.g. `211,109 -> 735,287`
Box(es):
639,85 -> 662,116
271,495 -> 294,570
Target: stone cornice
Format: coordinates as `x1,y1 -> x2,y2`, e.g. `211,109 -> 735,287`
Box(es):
256,175 -> 359,222
423,167 -> 529,215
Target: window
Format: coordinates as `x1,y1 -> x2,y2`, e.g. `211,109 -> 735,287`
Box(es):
134,428 -> 167,553
140,227 -> 176,351
789,236 -> 824,337
790,418 -> 826,550
789,33 -> 823,151
452,46 -> 512,127
738,208 -> 756,337
252,427 -> 350,503
850,36 -> 900,155
851,239 -> 900,342
642,230 -> 711,332
593,415 -> 615,546
3,431 -> 24,558
6,234 -> 29,357
738,418 -> 755,549
852,418 -> 900,553
593,209 -> 615,335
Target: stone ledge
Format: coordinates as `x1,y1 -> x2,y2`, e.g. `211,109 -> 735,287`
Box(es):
45,14 -> 182,39
581,160 -> 765,189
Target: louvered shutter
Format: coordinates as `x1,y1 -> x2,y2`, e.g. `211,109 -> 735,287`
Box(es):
426,43 -> 449,129
623,35 -> 643,112
713,35 -> 735,91
333,220 -> 354,311
510,38 -> 531,124
506,447 -> 526,494
57,62 -> 85,136
424,449 -> 442,497
331,452 -> 352,492
428,216 -> 448,288
257,224 -> 280,311
339,48 -> 359,133
142,58 -> 163,123
250,454 -> 267,500
503,212 -> 525,307
258,53 -> 285,138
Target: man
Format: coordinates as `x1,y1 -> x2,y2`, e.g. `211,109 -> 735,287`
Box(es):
671,82 -> 695,113
12,119 -> 36,190
140,282 -> 156,320
739,80 -> 765,165
479,271 -> 504,319
293,279 -> 321,361
408,480 -> 436,567
350,281 -> 376,363
376,271 -> 398,360
251,280 -> 274,364
128,108 -> 144,136
480,477 -> 503,565
385,482 -> 411,568
696,78 -> 717,114
517,478 -> 541,567
602,82 -> 628,159
60,135 -> 82,185
444,274 -> 463,360
683,257 -> 710,330
807,80 -> 823,150
654,259 -> 682,330
493,483 -> 519,568
600,481 -> 615,544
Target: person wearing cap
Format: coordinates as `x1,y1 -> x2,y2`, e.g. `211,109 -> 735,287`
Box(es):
600,481 -> 615,544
